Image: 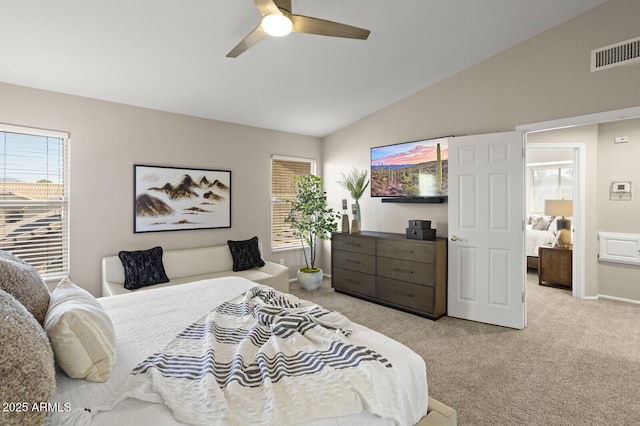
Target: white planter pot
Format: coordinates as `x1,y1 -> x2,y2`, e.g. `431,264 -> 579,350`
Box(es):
297,269 -> 323,291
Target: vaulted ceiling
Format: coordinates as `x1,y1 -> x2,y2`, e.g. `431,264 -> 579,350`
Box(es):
0,0 -> 605,137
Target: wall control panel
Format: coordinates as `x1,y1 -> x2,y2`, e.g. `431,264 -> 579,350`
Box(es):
610,181 -> 632,200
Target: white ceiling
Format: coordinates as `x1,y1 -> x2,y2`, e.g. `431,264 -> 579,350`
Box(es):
0,0 -> 605,137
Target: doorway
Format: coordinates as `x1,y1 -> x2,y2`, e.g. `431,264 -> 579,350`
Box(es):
525,143 -> 582,298
518,105 -> 640,300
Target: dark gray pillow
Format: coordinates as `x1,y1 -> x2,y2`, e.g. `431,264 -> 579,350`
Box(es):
532,217 -> 550,230
0,289 -> 56,426
227,237 -> 266,272
118,246 -> 170,290
0,250 -> 50,325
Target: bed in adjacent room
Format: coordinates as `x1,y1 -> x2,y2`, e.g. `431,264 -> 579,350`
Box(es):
45,276 -> 455,426
526,215 -> 557,269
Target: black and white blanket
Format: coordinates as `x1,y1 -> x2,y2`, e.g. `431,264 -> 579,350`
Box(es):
103,286 -> 405,425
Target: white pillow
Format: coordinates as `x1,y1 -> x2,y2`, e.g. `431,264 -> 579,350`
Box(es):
44,277 -> 116,382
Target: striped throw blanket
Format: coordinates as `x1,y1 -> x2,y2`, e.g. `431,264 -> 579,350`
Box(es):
103,286 -> 402,425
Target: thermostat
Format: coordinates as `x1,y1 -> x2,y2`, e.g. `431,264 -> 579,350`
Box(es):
612,182 -> 631,193
610,181 -> 632,201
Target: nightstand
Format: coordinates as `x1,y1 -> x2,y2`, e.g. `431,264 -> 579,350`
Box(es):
538,246 -> 572,290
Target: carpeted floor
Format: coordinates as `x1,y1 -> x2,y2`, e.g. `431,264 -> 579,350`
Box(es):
290,272 -> 640,425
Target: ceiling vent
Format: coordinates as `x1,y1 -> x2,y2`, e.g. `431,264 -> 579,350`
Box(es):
591,36 -> 640,72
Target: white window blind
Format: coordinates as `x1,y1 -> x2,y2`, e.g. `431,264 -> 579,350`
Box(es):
530,165 -> 573,214
271,155 -> 314,250
0,125 -> 69,281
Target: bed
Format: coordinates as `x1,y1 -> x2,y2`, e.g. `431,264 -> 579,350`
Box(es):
526,215 -> 557,269
45,277 -> 452,426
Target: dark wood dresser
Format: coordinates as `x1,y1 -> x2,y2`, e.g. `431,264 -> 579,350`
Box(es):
331,231 -> 447,320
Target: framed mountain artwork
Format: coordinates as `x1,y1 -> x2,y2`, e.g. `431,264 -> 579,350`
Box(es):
133,164 -> 231,233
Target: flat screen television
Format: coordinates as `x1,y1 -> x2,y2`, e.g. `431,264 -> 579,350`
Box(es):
371,137 -> 448,201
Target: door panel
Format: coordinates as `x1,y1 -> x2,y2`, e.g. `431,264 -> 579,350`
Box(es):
459,246 -> 477,301
488,248 -> 509,306
448,131 -> 525,329
458,175 -> 478,229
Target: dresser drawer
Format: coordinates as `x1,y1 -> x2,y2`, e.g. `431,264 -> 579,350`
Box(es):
332,268 -> 376,297
377,239 -> 435,263
332,234 -> 375,255
377,257 -> 434,286
376,277 -> 434,314
333,250 -> 376,274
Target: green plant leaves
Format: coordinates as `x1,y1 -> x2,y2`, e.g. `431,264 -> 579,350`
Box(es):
337,168 -> 369,200
285,174 -> 339,270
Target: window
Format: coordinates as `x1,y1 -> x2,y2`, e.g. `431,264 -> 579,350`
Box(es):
271,155 -> 315,250
530,164 -> 573,214
0,125 -> 69,281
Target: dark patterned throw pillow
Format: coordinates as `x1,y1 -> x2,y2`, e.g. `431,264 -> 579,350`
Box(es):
118,246 -> 170,290
227,237 -> 266,272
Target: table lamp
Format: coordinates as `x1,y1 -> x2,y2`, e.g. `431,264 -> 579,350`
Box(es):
544,199 -> 573,248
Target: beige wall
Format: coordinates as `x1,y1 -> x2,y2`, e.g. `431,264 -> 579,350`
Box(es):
597,118 -> 640,300
321,0 -> 640,301
0,83 -> 322,296
2,0 -> 640,301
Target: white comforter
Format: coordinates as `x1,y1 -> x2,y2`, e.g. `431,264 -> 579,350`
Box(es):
48,277 -> 427,426
526,227 -> 556,257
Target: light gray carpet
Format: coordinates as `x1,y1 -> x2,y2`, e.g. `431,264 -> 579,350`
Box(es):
290,273 -> 640,425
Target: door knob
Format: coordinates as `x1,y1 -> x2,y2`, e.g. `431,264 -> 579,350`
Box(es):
450,234 -> 458,241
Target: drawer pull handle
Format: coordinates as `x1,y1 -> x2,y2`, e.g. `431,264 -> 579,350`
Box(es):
345,279 -> 361,285
345,242 -> 361,247
395,249 -> 414,254
393,290 -> 414,298
346,259 -> 361,264
392,268 -> 414,274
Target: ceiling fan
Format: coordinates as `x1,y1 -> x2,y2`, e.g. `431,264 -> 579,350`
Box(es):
227,0 -> 370,58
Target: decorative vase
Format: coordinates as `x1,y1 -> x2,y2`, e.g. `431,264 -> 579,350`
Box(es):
341,214 -> 350,233
297,269 -> 323,291
351,202 -> 361,232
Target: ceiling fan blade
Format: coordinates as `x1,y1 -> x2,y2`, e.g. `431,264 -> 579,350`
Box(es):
252,0 -> 280,16
226,25 -> 268,58
272,0 -> 292,13
290,14 -> 370,40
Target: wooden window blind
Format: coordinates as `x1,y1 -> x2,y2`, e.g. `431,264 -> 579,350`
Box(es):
271,155 -> 314,250
0,125 -> 70,282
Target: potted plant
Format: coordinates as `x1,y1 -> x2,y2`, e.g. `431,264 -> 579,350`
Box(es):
285,174 -> 339,290
337,168 -> 369,227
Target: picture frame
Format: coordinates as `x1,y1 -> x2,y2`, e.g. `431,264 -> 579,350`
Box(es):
134,164 -> 231,233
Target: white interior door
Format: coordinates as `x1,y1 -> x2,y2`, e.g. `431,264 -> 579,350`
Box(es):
447,131 -> 526,329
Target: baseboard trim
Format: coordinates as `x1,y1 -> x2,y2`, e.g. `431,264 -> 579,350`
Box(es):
597,294 -> 640,305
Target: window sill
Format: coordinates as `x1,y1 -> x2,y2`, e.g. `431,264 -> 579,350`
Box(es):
271,245 -> 308,253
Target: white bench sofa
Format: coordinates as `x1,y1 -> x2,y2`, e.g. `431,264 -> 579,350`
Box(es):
101,244 -> 289,296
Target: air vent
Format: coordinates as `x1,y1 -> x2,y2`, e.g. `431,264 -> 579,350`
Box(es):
591,36 -> 640,72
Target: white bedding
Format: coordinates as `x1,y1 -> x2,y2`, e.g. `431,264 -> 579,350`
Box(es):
47,277 -> 427,426
526,226 -> 556,257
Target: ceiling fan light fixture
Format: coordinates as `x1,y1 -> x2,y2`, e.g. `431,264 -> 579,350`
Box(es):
261,14 -> 292,37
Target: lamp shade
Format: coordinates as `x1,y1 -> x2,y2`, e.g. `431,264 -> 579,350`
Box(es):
544,199 -> 573,217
